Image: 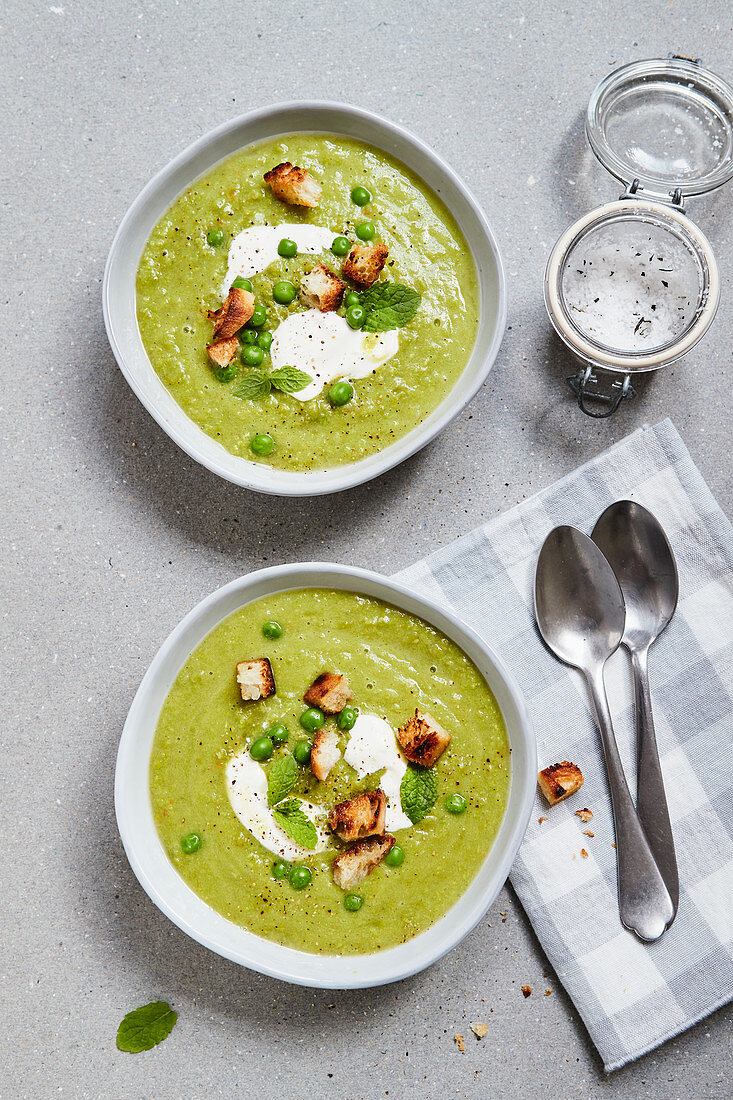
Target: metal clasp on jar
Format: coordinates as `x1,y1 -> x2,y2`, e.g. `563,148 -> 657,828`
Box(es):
566,367 -> 635,418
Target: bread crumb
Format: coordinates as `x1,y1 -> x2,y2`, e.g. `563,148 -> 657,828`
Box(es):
538,816 -> 546,824
581,848 -> 589,858
583,830 -> 594,838
545,988 -> 552,996
454,1034 -> 465,1052
575,807 -> 593,821
470,1022 -> 488,1039
521,985 -> 532,998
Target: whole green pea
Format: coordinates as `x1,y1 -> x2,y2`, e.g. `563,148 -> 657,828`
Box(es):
248,303 -> 267,327
293,738 -> 313,765
299,708 -> 325,733
385,844 -> 405,867
266,723 -> 289,746
262,620 -> 283,639
250,433 -> 275,457
331,235 -> 351,257
344,893 -> 364,911
240,329 -> 258,345
231,276 -> 253,291
277,238 -> 298,258
344,291 -> 361,308
328,381 -> 354,407
242,344 -> 264,367
257,331 -> 273,352
273,860 -> 289,879
289,864 -> 312,890
346,304 -> 366,330
355,221 -> 376,241
214,363 -> 237,383
181,832 -> 202,854
273,280 -> 297,305
207,227 -> 226,247
337,705 -> 358,731
444,793 -> 467,815
250,736 -> 274,762
351,186 -> 372,206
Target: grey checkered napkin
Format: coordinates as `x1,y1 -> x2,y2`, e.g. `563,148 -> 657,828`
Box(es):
394,418 -> 733,1072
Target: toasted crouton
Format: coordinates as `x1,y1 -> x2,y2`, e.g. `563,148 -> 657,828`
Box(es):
311,727 -> 340,782
298,264 -> 345,312
304,671 -> 353,714
575,807 -> 593,822
207,336 -> 239,368
538,761 -> 584,805
328,789 -> 386,841
396,710 -> 451,768
331,833 -> 395,890
236,658 -> 276,702
264,162 -> 322,207
208,287 -> 255,339
342,242 -> 389,287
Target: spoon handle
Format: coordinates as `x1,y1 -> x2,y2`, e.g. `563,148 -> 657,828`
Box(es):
585,666 -> 674,942
630,646 -> 680,918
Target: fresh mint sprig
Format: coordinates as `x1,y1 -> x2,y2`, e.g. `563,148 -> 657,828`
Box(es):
235,366 -> 312,400
272,798 -> 318,849
116,1001 -> 178,1053
400,763 -> 437,824
267,753 -> 298,808
359,283 -> 421,332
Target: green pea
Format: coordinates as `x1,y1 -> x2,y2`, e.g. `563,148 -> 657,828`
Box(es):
337,705 -> 358,731
293,738 -> 313,765
242,344 -> 264,367
277,238 -> 298,258
385,844 -> 405,867
257,331 -> 273,352
181,832 -> 202,854
445,793 -> 467,815
250,736 -> 274,762
266,723 -> 289,746
214,363 -> 237,383
273,860 -> 289,879
299,707 -> 325,733
262,620 -> 283,639
250,433 -> 275,457
289,864 -> 312,890
240,330 -> 257,345
231,276 -> 253,291
351,186 -> 372,206
207,227 -> 226,247
344,893 -> 364,911
355,221 -> 376,241
328,380 -> 354,407
248,303 -> 268,327
273,280 -> 297,305
346,304 -> 366,330
331,235 -> 351,257
344,291 -> 361,308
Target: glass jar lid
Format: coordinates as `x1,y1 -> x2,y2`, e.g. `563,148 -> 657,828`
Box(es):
586,57 -> 733,201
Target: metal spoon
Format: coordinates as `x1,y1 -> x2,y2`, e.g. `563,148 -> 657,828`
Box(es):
592,500 -> 679,921
535,525 -> 674,941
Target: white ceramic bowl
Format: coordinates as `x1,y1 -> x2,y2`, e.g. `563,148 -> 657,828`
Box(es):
115,563 -> 535,989
103,102 -> 506,496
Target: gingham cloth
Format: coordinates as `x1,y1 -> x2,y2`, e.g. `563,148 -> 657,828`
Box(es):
395,419 -> 733,1072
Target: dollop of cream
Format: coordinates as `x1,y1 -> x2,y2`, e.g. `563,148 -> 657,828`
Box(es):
222,223 -> 335,296
225,749 -> 328,860
344,714 -> 412,832
271,310 -> 399,400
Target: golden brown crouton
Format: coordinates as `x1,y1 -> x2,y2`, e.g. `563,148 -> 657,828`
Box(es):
304,671 -> 354,714
521,986 -> 532,998
329,789 -> 386,841
331,833 -> 395,890
396,710 -> 451,768
538,761 -> 584,805
310,727 -> 340,782
299,264 -> 345,312
264,162 -> 322,207
207,336 -> 240,368
342,242 -> 389,287
208,287 -> 255,339
235,658 -> 275,702
575,807 -> 593,822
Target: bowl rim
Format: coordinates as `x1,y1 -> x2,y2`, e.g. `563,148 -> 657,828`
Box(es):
103,100 -> 507,496
114,562 -> 536,989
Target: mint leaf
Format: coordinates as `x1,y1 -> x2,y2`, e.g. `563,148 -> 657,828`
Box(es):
361,283 -> 421,332
269,366 -> 312,394
234,371 -> 271,400
116,1001 -> 177,1053
272,798 -> 318,849
267,753 -> 298,808
400,764 -> 437,824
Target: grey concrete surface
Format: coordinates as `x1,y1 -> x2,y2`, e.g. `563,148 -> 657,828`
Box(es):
1,2 -> 731,1097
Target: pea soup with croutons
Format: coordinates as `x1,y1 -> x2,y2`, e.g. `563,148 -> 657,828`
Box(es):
136,134 -> 479,471
149,588 -> 510,955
